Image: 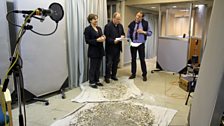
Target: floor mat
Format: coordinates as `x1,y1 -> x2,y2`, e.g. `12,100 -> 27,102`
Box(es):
51,101 -> 177,126
72,77 -> 143,103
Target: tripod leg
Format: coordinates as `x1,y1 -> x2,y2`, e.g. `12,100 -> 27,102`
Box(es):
61,89 -> 65,99
15,73 -> 24,126
32,98 -> 49,106
151,69 -> 162,73
185,92 -> 191,105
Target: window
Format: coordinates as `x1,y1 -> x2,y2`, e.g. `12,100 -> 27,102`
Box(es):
160,3 -> 191,38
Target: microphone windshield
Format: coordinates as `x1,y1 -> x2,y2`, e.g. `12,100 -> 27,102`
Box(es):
49,3 -> 64,23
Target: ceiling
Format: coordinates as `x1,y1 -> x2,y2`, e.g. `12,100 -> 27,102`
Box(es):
128,0 -> 213,12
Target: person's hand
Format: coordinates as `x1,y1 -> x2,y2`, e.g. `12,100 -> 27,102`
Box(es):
114,35 -> 124,44
102,35 -> 106,42
120,35 -> 125,38
97,36 -> 106,42
137,29 -> 146,34
96,37 -> 103,42
102,35 -> 106,40
114,39 -> 119,44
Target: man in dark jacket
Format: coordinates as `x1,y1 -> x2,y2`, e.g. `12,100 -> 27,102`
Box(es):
127,11 -> 152,81
104,12 -> 125,83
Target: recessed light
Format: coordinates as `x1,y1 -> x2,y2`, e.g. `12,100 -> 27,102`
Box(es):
151,7 -> 156,9
194,5 -> 199,7
172,6 -> 177,8
195,4 -> 203,7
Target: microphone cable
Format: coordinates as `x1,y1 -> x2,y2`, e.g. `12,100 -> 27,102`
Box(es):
30,22 -> 58,36
6,10 -> 22,27
6,9 -> 59,36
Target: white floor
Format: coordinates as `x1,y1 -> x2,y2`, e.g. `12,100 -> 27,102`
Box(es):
12,59 -> 191,126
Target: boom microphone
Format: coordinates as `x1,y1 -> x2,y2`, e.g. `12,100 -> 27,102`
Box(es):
13,2 -> 64,23
13,8 -> 53,17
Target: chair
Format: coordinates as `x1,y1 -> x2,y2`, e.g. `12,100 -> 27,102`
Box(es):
0,86 -> 13,126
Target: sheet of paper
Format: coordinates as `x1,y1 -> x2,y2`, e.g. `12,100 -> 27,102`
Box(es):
115,37 -> 129,41
114,38 -> 143,47
130,42 -> 143,47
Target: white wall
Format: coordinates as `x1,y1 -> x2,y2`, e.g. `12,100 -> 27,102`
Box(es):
190,0 -> 224,125
14,0 -> 68,96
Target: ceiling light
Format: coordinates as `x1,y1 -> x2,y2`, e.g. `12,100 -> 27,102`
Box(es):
194,5 -> 199,7
194,4 -> 203,8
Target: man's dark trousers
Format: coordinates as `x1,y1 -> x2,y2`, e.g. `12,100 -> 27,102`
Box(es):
105,48 -> 120,78
130,43 -> 147,76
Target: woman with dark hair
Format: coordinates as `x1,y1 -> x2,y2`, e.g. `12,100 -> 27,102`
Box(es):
84,14 -> 106,88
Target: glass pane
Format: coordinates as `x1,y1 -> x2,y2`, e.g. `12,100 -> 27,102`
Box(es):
160,6 -> 167,37
160,3 -> 191,38
192,4 -> 206,38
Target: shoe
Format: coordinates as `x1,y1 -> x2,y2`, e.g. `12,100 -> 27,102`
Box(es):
143,76 -> 147,81
111,76 -> 118,81
96,82 -> 103,86
104,78 -> 110,83
89,84 -> 98,89
129,74 -> 136,79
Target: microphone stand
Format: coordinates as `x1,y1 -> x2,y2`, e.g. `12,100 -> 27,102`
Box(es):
10,16 -> 33,126
9,27 -> 26,126
4,4 -> 64,124
9,14 -> 49,126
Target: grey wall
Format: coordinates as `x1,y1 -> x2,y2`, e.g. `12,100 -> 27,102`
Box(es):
14,0 -> 68,96
190,0 -> 224,125
0,0 -> 12,88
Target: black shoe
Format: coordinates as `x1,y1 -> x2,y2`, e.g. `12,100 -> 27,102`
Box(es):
89,84 -> 98,89
129,74 -> 136,79
104,78 -> 110,83
111,76 -> 118,81
96,82 -> 103,86
143,76 -> 147,81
